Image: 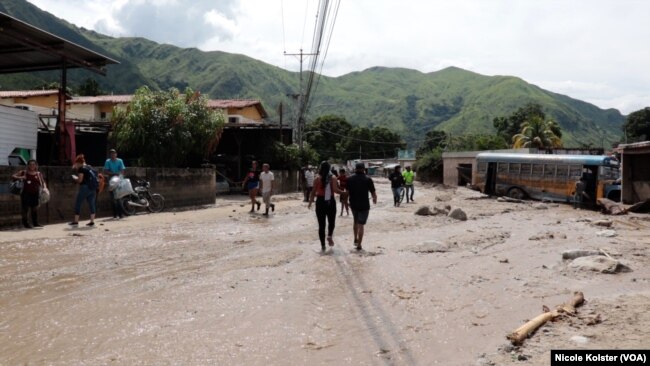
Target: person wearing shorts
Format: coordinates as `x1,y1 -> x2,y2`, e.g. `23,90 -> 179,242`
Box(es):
346,162 -> 377,251
259,163 -> 276,216
242,161 -> 261,213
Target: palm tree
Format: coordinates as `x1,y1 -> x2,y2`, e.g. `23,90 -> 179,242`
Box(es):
512,116 -> 562,148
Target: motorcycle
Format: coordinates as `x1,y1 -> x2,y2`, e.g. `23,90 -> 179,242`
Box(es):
118,179 -> 165,215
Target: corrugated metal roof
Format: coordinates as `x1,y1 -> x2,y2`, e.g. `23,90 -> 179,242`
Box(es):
0,90 -> 59,98
0,12 -> 118,75
68,95 -> 133,104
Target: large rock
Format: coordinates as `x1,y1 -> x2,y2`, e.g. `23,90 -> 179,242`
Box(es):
448,208 -> 468,221
569,255 -> 621,273
415,206 -> 433,216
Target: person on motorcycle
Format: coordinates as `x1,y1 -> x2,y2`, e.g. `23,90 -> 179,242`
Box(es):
103,148 -> 126,219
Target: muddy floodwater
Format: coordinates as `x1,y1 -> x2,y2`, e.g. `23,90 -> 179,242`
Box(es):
1,181 -> 649,365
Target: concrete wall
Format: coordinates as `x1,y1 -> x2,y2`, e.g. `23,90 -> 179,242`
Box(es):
1,166 -> 215,229
442,155 -> 476,186
621,145 -> 650,203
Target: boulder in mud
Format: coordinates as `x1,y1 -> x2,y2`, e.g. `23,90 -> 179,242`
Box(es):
533,203 -> 548,210
404,240 -> 451,253
414,206 -> 433,216
569,255 -> 622,273
562,249 -> 602,260
448,208 -> 467,221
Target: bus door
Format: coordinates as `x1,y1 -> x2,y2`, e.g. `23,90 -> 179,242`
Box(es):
582,166 -> 598,204
485,162 -> 497,195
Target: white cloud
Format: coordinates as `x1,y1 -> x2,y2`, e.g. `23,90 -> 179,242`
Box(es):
24,0 -> 650,113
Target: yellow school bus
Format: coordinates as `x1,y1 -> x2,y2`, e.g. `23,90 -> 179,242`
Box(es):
475,153 -> 621,204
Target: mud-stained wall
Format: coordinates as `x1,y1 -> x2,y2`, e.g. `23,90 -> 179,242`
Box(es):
0,166 -> 216,228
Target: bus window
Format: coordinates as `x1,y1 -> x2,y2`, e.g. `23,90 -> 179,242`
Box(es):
599,166 -> 620,180
521,163 -> 531,175
477,162 -> 487,173
498,163 -> 508,173
569,165 -> 582,177
509,163 -> 520,174
544,164 -> 555,178
532,164 -> 543,176
556,165 -> 568,178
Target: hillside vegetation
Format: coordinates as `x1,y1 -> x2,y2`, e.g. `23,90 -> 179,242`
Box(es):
0,0 -> 624,147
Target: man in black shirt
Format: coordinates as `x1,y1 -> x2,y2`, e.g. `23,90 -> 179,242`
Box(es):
346,162 -> 377,251
389,165 -> 405,207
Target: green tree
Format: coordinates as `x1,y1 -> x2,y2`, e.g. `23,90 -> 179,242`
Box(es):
512,116 -> 562,149
112,86 -> 225,167
622,107 -> 650,142
493,103 -> 553,145
416,130 -> 448,158
304,115 -> 353,161
75,78 -> 104,96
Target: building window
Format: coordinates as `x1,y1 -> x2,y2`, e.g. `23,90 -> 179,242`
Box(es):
228,116 -> 239,123
100,112 -> 107,120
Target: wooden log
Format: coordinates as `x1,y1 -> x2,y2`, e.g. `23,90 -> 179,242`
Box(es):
597,198 -> 627,215
507,292 -> 584,345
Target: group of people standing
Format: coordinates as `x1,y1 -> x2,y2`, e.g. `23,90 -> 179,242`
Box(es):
11,149 -> 127,229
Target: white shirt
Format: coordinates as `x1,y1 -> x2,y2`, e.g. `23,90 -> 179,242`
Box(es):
305,170 -> 315,187
260,171 -> 274,193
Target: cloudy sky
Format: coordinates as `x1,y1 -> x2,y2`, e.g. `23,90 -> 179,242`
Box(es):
26,0 -> 650,114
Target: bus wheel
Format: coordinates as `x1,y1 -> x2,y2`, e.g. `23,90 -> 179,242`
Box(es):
507,187 -> 526,200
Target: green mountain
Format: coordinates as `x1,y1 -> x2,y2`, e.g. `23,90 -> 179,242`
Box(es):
0,0 -> 624,147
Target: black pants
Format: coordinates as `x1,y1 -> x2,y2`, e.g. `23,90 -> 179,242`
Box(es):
21,192 -> 39,227
315,197 -> 336,246
110,190 -> 122,217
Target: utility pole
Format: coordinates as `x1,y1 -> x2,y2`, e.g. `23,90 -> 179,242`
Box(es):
285,49 -> 318,150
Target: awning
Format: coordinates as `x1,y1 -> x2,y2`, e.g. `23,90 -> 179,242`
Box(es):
0,12 -> 119,75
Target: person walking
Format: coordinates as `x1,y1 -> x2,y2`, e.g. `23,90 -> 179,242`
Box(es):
103,148 -> 126,219
242,161 -> 262,212
338,168 -> 350,216
259,163 -> 276,216
12,159 -> 46,228
402,165 -> 415,203
347,162 -> 377,251
308,161 -> 342,251
304,167 -> 315,202
70,154 -> 97,227
389,165 -> 405,207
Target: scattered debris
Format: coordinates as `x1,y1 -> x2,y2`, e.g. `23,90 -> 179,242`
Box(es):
627,199 -> 650,213
596,229 -> 617,238
464,194 -> 489,201
592,219 -> 613,227
497,197 -> 524,203
562,249 -> 602,260
448,208 -> 468,221
529,232 -> 555,241
507,292 -> 585,345
499,258 -> 509,263
404,240 -> 451,253
570,335 -> 589,345
533,203 -> 548,210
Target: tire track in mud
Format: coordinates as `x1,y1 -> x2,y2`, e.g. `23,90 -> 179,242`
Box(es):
332,251 -> 419,365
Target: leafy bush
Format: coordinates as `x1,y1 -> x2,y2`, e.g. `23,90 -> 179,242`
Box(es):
112,86 -> 225,167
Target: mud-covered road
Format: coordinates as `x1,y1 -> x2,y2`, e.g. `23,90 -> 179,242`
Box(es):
1,181 -> 649,365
